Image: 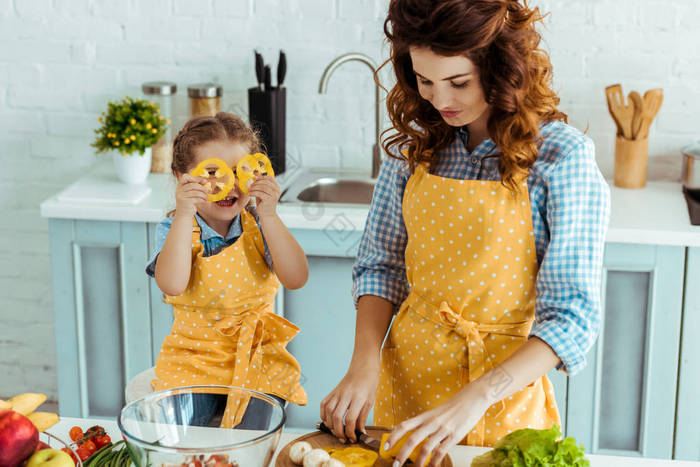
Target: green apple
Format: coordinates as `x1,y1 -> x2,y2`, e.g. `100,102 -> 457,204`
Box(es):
26,448 -> 74,467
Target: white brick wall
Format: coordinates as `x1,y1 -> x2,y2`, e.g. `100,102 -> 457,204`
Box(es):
0,0 -> 697,401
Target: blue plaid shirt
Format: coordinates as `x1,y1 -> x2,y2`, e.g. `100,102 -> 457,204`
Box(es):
146,208 -> 273,277
352,121 -> 610,376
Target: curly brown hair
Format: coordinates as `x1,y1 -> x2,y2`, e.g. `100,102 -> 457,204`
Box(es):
381,0 -> 567,191
171,112 -> 262,175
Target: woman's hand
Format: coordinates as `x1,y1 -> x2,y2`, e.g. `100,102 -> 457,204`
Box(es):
320,363 -> 380,444
175,173 -> 209,218
248,175 -> 280,219
384,385 -> 491,467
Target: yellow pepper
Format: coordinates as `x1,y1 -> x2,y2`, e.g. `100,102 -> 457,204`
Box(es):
380,432 -> 431,466
190,158 -> 235,202
235,153 -> 274,194
323,447 -> 377,467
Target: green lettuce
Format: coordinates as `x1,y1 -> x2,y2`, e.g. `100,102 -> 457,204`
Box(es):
470,425 -> 589,466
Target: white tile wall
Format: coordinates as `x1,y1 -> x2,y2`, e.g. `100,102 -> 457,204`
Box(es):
0,0 -> 698,400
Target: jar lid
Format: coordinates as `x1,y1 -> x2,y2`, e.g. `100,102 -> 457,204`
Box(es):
187,83 -> 223,98
142,81 -> 177,96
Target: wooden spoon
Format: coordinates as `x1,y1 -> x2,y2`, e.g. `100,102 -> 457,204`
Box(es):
636,88 -> 664,139
628,90 -> 644,140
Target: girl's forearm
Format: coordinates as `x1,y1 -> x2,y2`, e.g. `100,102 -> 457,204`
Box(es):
154,214 -> 194,295
259,214 -> 309,289
467,336 -> 561,406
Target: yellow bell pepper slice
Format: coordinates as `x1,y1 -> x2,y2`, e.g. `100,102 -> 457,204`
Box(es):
380,432 -> 431,465
322,446 -> 377,467
190,158 -> 235,202
235,152 -> 274,194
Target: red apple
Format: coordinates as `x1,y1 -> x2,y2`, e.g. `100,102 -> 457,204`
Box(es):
0,409 -> 39,467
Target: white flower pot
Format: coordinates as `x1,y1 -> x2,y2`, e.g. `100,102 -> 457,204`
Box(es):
112,147 -> 152,184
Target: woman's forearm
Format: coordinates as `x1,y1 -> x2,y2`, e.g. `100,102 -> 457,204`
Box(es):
259,214 -> 309,290
469,336 -> 561,406
154,214 -> 195,296
348,295 -> 395,372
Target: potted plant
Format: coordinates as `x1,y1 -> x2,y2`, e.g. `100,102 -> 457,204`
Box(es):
92,96 -> 169,184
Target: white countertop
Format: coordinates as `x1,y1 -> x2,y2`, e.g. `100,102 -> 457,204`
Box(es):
40,161 -> 700,247
47,417 -> 700,467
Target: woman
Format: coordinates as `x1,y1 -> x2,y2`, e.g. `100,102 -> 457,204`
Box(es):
320,0 -> 610,466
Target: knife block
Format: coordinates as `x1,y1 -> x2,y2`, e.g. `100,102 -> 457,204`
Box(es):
247,87 -> 286,175
614,135 -> 649,189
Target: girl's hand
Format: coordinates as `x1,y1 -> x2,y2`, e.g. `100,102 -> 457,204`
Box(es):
384,386 -> 491,467
320,364 -> 380,443
175,173 -> 209,218
248,175 -> 280,219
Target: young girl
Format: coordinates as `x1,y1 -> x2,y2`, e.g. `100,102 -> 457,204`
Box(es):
146,112 -> 308,427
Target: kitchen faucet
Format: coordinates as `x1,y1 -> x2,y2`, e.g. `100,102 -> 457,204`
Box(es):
318,53 -> 382,178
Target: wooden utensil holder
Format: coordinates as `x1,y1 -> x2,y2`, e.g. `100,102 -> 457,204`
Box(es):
614,135 -> 649,189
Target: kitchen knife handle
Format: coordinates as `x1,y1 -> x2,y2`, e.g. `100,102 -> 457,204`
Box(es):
317,421 -> 364,440
277,50 -> 287,88
255,51 -> 264,90
263,65 -> 271,92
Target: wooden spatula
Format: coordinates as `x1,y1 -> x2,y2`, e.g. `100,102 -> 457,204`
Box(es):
605,84 -> 625,137
636,88 -> 664,139
605,84 -> 636,139
628,91 -> 644,139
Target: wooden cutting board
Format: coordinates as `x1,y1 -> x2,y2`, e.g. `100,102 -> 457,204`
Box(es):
275,426 -> 453,467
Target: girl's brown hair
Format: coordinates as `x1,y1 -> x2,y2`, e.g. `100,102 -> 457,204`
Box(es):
171,112 -> 262,175
381,0 -> 567,190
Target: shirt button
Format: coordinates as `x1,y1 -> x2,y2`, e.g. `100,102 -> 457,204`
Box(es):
471,156 -> 479,165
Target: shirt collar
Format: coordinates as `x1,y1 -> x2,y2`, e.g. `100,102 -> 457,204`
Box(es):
195,213 -> 243,242
456,126 -> 496,157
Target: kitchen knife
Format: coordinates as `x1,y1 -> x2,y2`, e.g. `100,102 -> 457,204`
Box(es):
277,50 -> 287,88
317,421 -> 381,451
263,65 -> 271,92
254,51 -> 264,90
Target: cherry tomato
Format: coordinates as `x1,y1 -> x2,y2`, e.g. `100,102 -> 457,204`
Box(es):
82,439 -> 97,456
75,446 -> 91,462
93,434 -> 111,449
69,426 -> 84,442
62,447 -> 79,465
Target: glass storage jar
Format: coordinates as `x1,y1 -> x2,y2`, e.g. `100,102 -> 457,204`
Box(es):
188,82 -> 222,117
142,81 -> 176,173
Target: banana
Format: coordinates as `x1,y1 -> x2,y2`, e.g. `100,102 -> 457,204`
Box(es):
27,411 -> 60,431
8,393 -> 46,415
0,399 -> 11,410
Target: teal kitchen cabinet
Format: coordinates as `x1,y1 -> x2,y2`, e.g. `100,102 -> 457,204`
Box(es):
566,243 -> 685,459
674,247 -> 700,461
49,219 -> 154,418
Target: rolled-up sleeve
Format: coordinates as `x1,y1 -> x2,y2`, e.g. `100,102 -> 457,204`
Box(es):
351,155 -> 411,309
529,137 -> 610,376
145,217 -> 174,277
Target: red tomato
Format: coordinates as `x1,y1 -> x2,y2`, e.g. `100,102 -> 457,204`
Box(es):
81,439 -> 97,455
69,426 -> 84,442
75,446 -> 91,461
93,434 -> 111,449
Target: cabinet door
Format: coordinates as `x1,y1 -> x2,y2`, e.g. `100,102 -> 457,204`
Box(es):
49,219 -> 152,418
147,222 -> 174,361
674,246 -> 700,461
566,243 -> 684,459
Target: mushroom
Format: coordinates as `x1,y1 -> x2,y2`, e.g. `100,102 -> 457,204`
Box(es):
302,449 -> 331,467
289,441 -> 313,465
322,459 -> 345,467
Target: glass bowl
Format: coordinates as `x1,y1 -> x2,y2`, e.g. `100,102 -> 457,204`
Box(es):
118,385 -> 285,467
40,432 -> 83,467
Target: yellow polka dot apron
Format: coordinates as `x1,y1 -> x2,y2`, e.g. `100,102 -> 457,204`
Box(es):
374,163 -> 560,446
152,210 -> 307,427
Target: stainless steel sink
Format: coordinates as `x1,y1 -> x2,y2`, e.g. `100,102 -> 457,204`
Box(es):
279,170 -> 376,205
297,178 -> 375,204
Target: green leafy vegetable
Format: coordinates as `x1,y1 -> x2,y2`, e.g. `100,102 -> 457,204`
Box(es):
471,425 -> 589,466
